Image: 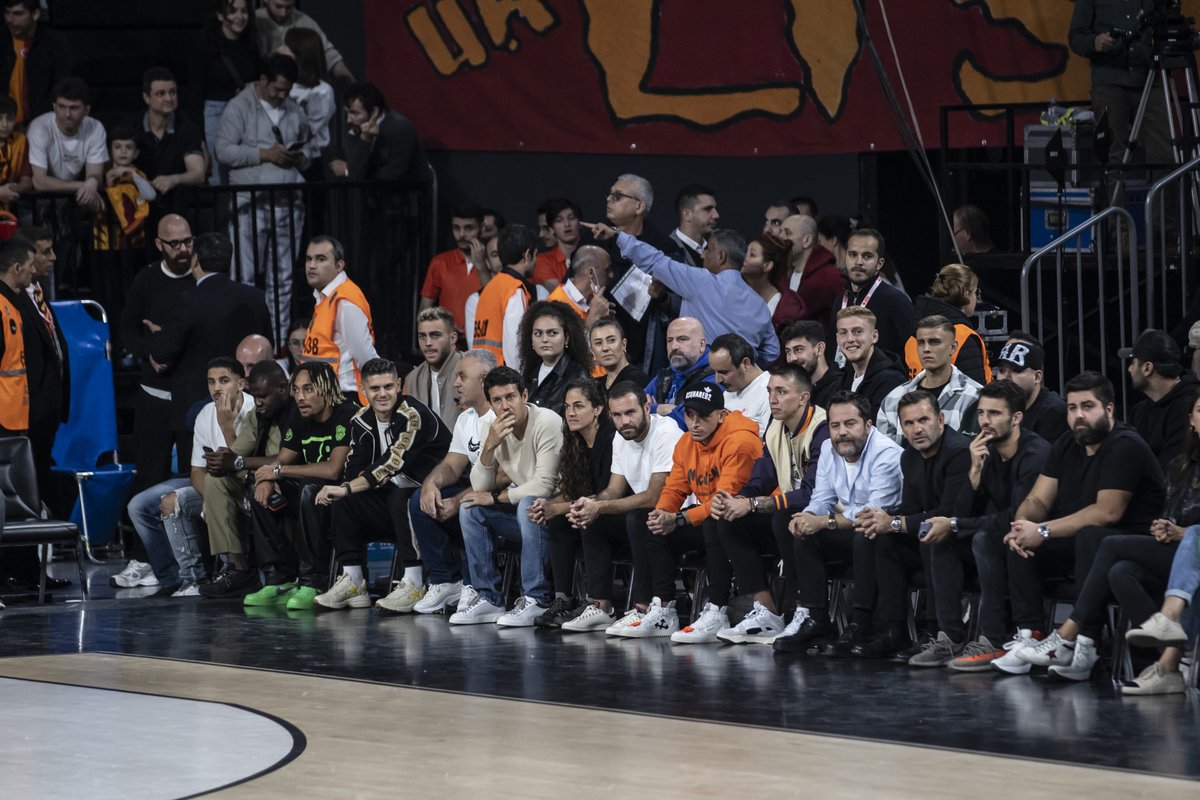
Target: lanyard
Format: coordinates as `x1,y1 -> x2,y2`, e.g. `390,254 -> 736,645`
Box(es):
842,274 -> 883,310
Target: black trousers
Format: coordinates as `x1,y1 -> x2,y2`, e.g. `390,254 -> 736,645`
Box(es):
248,478 -> 331,588
971,528 -> 1011,644
1006,525 -> 1127,630
1068,534 -> 1177,639
793,529 -> 876,626
579,511 -> 641,602
132,390 -> 191,492
925,533 -> 978,640
331,484 -> 418,567
547,516 -> 579,597
716,511 -> 789,599
874,532 -> 925,624
633,517 -> 732,605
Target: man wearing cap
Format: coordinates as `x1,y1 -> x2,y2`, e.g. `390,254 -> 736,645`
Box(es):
634,382 -> 762,644
1123,328 -> 1198,472
994,333 -> 1068,444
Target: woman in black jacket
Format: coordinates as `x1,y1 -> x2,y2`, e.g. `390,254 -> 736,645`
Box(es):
904,263 -> 991,384
520,299 -> 591,415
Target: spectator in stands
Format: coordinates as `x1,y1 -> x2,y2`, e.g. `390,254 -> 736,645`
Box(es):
314,358 -> 451,612
419,207 -> 484,338
1000,372 -> 1165,676
479,209 -> 504,241
830,228 -> 913,356
1124,526 -> 1200,694
0,94 -> 30,205
1123,328 -> 1199,473
150,231 -> 272,451
709,332 -> 771,436
95,126 -> 156,253
451,366 -> 563,626
994,334 -> 1069,443
329,82 -> 423,182
816,214 -> 852,273
781,320 -> 842,410
877,315 -> 982,444
28,76 -> 105,212
667,184 -> 719,266
780,214 -> 841,327
590,318 -> 648,395
278,27 -> 333,181
711,364 -> 829,644
464,234 -> 500,349
216,53 -> 308,343
559,382 -> 683,632
410,349 -> 498,614
135,67 -> 206,205
835,306 -> 906,418
405,306 -> 461,427
644,316 -> 717,431
198,360 -> 293,599
236,333 -> 275,377
792,195 -> 819,218
299,235 -> 378,403
903,263 -> 990,384
0,0 -> 70,125
473,223 -> 536,368
740,232 -> 786,327
536,202 -> 556,251
776,391 -> 903,655
952,204 -> 994,255
531,197 -> 584,291
589,223 -> 779,366
191,0 -> 260,185
530,379 -> 617,627
520,300 -> 592,415
762,199 -> 796,234
545,244 -> 613,330
0,238 -> 33,436
283,321 -> 306,373
118,214 -> 196,496
243,361 -> 356,610
127,357 -> 255,596
858,390 -> 971,661
638,383 -> 760,643
256,0 -> 353,83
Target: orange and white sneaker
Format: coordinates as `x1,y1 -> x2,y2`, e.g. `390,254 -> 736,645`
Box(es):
947,635 -> 1005,672
612,596 -> 678,638
670,602 -> 728,644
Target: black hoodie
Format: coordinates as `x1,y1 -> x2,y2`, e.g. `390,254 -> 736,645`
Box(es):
1129,372 -> 1200,473
838,347 -> 907,418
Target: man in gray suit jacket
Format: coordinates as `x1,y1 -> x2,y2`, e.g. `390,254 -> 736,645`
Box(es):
404,306 -> 463,428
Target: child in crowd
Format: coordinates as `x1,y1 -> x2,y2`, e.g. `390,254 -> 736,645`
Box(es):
94,126 -> 157,251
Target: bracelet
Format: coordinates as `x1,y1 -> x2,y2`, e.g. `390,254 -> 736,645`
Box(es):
341,481 -> 353,495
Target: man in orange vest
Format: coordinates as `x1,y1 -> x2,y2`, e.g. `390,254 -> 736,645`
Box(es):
0,237 -> 34,435
300,235 -> 378,403
545,244 -> 613,329
473,224 -> 537,367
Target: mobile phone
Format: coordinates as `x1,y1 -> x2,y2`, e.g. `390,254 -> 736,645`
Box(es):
287,142 -> 303,152
918,521 -> 932,541
202,446 -> 213,453
267,491 -> 288,511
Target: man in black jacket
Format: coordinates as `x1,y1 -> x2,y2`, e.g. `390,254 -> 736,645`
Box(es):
835,305 -> 906,418
329,82 -> 425,182
782,319 -> 842,410
0,1 -> 71,124
1122,328 -> 1199,472
151,232 -> 273,441
314,358 -> 451,612
828,229 -> 913,355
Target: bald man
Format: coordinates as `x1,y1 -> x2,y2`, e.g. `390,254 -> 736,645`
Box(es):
643,316 -> 718,431
237,334 -> 276,377
780,214 -> 841,326
545,244 -> 613,328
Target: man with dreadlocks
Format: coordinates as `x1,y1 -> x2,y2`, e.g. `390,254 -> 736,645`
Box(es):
244,361 -> 357,611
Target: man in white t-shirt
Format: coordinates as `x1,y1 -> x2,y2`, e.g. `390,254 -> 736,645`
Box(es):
709,332 -> 771,436
27,76 -> 106,212
125,358 -> 255,596
556,381 -> 685,633
409,349 -> 498,613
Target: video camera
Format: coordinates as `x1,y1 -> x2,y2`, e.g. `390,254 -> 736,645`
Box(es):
1136,0 -> 1200,56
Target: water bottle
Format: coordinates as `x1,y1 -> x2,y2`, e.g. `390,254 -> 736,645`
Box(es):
1041,98 -> 1065,126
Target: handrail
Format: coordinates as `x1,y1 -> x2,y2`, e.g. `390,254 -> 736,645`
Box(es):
1143,154 -> 1200,329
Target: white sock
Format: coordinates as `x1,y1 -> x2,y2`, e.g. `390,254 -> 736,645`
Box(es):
403,565 -> 423,585
343,565 -> 365,584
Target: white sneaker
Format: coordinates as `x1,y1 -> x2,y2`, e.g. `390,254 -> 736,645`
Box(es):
561,603 -> 616,632
1017,631 -> 1072,667
605,607 -> 644,636
448,590 -> 504,624
375,578 -> 425,613
671,602 -> 728,644
315,573 -> 371,610
1122,661 -> 1187,695
717,601 -> 786,645
496,595 -> 547,627
991,629 -> 1043,675
1125,612 -> 1188,649
413,580 -> 463,614
615,596 -> 679,638
111,560 -> 158,588
171,584 -> 200,597
1048,634 -> 1098,681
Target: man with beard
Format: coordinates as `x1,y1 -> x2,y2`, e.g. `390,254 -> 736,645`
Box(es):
781,320 -> 842,410
404,306 -> 462,427
835,306 -> 906,418
828,229 -> 913,356
774,391 -> 903,655
666,184 -> 720,266
1003,372 -> 1165,679
420,207 -> 485,339
643,316 -> 717,431
994,334 -> 1068,443
1121,329 -> 1198,473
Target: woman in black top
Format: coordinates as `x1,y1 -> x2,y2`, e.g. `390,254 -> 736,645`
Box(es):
190,0 -> 261,184
527,379 -> 615,627
590,317 -> 649,397
520,300 -> 591,415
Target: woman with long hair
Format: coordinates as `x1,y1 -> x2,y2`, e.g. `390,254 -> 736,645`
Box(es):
279,27 -> 334,180
190,0 -> 260,184
526,379 -> 617,627
519,300 -> 592,415
903,262 -> 991,384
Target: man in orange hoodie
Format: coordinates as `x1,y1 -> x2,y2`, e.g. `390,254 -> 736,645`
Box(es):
615,382 -> 761,643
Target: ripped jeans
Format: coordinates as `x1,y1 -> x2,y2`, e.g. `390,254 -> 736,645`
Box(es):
127,479 -> 208,588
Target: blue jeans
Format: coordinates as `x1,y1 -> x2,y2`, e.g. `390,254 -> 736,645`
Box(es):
459,495 -> 550,606
161,485 -> 207,585
409,489 -> 470,586
1167,525 -> 1200,640
204,99 -> 228,185
128,478 -> 191,588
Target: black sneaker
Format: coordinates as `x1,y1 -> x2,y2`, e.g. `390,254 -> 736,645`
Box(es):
534,596 -> 579,629
198,568 -> 261,599
773,614 -> 835,654
820,621 -> 871,658
893,630 -> 936,663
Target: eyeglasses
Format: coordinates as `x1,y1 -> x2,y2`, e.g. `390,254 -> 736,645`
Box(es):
607,190 -> 638,203
156,236 -> 194,249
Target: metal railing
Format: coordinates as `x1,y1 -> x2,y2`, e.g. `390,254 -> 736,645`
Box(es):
1144,154 -> 1200,331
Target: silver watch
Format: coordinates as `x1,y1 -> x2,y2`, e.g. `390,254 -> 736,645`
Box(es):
233,455 -> 245,471
890,516 -> 902,534
1037,523 -> 1051,539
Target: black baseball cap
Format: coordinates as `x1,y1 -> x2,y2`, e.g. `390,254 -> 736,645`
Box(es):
997,340 -> 1045,372
1118,329 -> 1183,377
681,382 -> 724,415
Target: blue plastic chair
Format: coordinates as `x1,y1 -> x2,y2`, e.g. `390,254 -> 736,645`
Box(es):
49,299 -> 137,561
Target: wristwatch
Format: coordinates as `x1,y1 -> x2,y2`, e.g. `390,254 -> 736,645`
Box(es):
233,455 -> 244,471
272,463 -> 282,479
827,513 -> 837,530
949,517 -> 959,535
491,488 -> 503,503
675,511 -> 689,528
341,481 -> 353,495
890,516 -> 902,534
1037,523 -> 1051,539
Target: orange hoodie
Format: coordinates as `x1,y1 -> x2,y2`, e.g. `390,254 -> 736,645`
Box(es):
656,410 -> 763,525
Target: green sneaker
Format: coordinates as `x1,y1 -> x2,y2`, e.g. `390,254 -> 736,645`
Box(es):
243,582 -> 297,607
285,585 -> 320,610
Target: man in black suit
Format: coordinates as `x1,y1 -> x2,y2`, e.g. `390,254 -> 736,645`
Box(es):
665,184 -> 719,267
328,82 -> 426,182
151,232 -> 273,446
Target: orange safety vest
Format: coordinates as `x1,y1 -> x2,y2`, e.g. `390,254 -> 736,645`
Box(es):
546,284 -> 606,378
474,271 -> 529,366
903,324 -> 992,382
0,291 -> 28,431
302,276 -> 375,403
